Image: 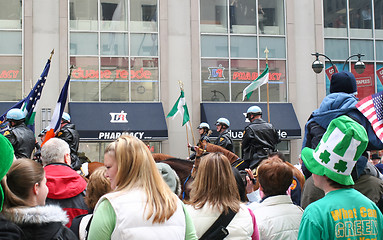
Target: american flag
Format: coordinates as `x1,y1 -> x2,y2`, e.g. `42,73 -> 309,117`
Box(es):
23,58 -> 51,130
356,91 -> 383,143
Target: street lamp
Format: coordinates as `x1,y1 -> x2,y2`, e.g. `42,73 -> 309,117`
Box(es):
342,54 -> 365,74
311,53 -> 336,74
311,52 -> 365,74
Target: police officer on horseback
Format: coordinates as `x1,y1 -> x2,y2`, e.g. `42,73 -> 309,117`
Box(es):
188,122 -> 211,160
240,106 -> 280,170
4,108 -> 36,159
214,117 -> 233,152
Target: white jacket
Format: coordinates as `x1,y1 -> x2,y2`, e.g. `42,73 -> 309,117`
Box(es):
186,203 -> 254,240
101,188 -> 186,240
249,195 -> 303,240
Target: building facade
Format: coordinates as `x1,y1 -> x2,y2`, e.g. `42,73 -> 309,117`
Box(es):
0,0 -> 381,163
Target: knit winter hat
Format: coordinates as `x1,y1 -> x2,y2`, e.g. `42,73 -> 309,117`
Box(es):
0,134 -> 14,211
156,163 -> 179,194
301,115 -> 368,185
330,71 -> 357,95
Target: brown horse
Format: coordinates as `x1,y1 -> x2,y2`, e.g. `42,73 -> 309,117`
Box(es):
201,143 -> 241,164
152,144 -> 240,200
154,157 -> 195,199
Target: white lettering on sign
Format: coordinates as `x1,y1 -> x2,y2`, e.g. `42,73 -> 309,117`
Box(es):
277,129 -> 287,139
98,132 -> 144,140
356,77 -> 372,87
228,130 -> 243,139
226,129 -> 288,139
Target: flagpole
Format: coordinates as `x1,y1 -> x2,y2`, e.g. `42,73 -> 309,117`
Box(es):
265,47 -> 270,123
185,122 -> 191,156
49,49 -> 54,61
189,120 -> 196,146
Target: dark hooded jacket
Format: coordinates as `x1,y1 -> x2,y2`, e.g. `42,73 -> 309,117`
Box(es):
2,205 -> 78,240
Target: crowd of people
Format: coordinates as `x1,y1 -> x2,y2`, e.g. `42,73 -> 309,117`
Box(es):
0,71 -> 383,239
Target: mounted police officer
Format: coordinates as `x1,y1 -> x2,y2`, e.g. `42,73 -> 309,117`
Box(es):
214,117 -> 233,152
240,106 -> 280,170
188,122 -> 211,160
57,112 -> 81,170
4,108 -> 36,159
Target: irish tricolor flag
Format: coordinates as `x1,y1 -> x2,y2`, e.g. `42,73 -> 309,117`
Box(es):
42,73 -> 71,146
167,90 -> 190,126
242,64 -> 269,101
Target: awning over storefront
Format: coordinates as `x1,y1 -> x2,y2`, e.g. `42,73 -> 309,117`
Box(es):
201,103 -> 301,140
69,102 -> 168,141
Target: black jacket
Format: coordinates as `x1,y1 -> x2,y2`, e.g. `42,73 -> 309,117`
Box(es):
214,129 -> 234,152
57,123 -> 81,170
2,205 -> 78,240
4,122 -> 35,159
57,123 -> 79,155
241,118 -> 280,163
0,215 -> 24,240
189,133 -> 210,160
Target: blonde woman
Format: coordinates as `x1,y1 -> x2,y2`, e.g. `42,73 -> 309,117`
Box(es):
87,136 -> 197,240
186,152 -> 259,240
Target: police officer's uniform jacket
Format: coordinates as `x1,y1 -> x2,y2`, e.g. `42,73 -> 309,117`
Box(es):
57,123 -> 81,169
189,133 -> 210,160
214,129 -> 234,152
241,118 -> 280,164
4,122 -> 35,159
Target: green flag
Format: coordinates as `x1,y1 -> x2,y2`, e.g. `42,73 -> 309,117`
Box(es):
242,64 -> 269,101
167,90 -> 190,126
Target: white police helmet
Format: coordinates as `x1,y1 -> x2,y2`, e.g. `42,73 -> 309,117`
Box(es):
246,106 -> 262,118
197,122 -> 210,130
6,109 -> 25,121
216,117 -> 230,128
246,106 -> 262,115
62,112 -> 71,122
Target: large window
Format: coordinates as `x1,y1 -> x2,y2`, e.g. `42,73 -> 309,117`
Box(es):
69,0 -> 159,102
0,0 -> 22,101
200,0 -> 287,102
323,0 -> 383,99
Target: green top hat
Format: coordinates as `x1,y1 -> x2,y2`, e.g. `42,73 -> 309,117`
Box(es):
301,115 -> 368,185
0,134 -> 14,211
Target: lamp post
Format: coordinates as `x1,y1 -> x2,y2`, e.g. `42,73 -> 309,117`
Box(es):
342,54 -> 365,74
311,52 -> 365,74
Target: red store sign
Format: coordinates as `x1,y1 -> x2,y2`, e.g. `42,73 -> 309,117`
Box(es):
0,70 -> 20,79
232,71 -> 282,81
71,67 -> 152,80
